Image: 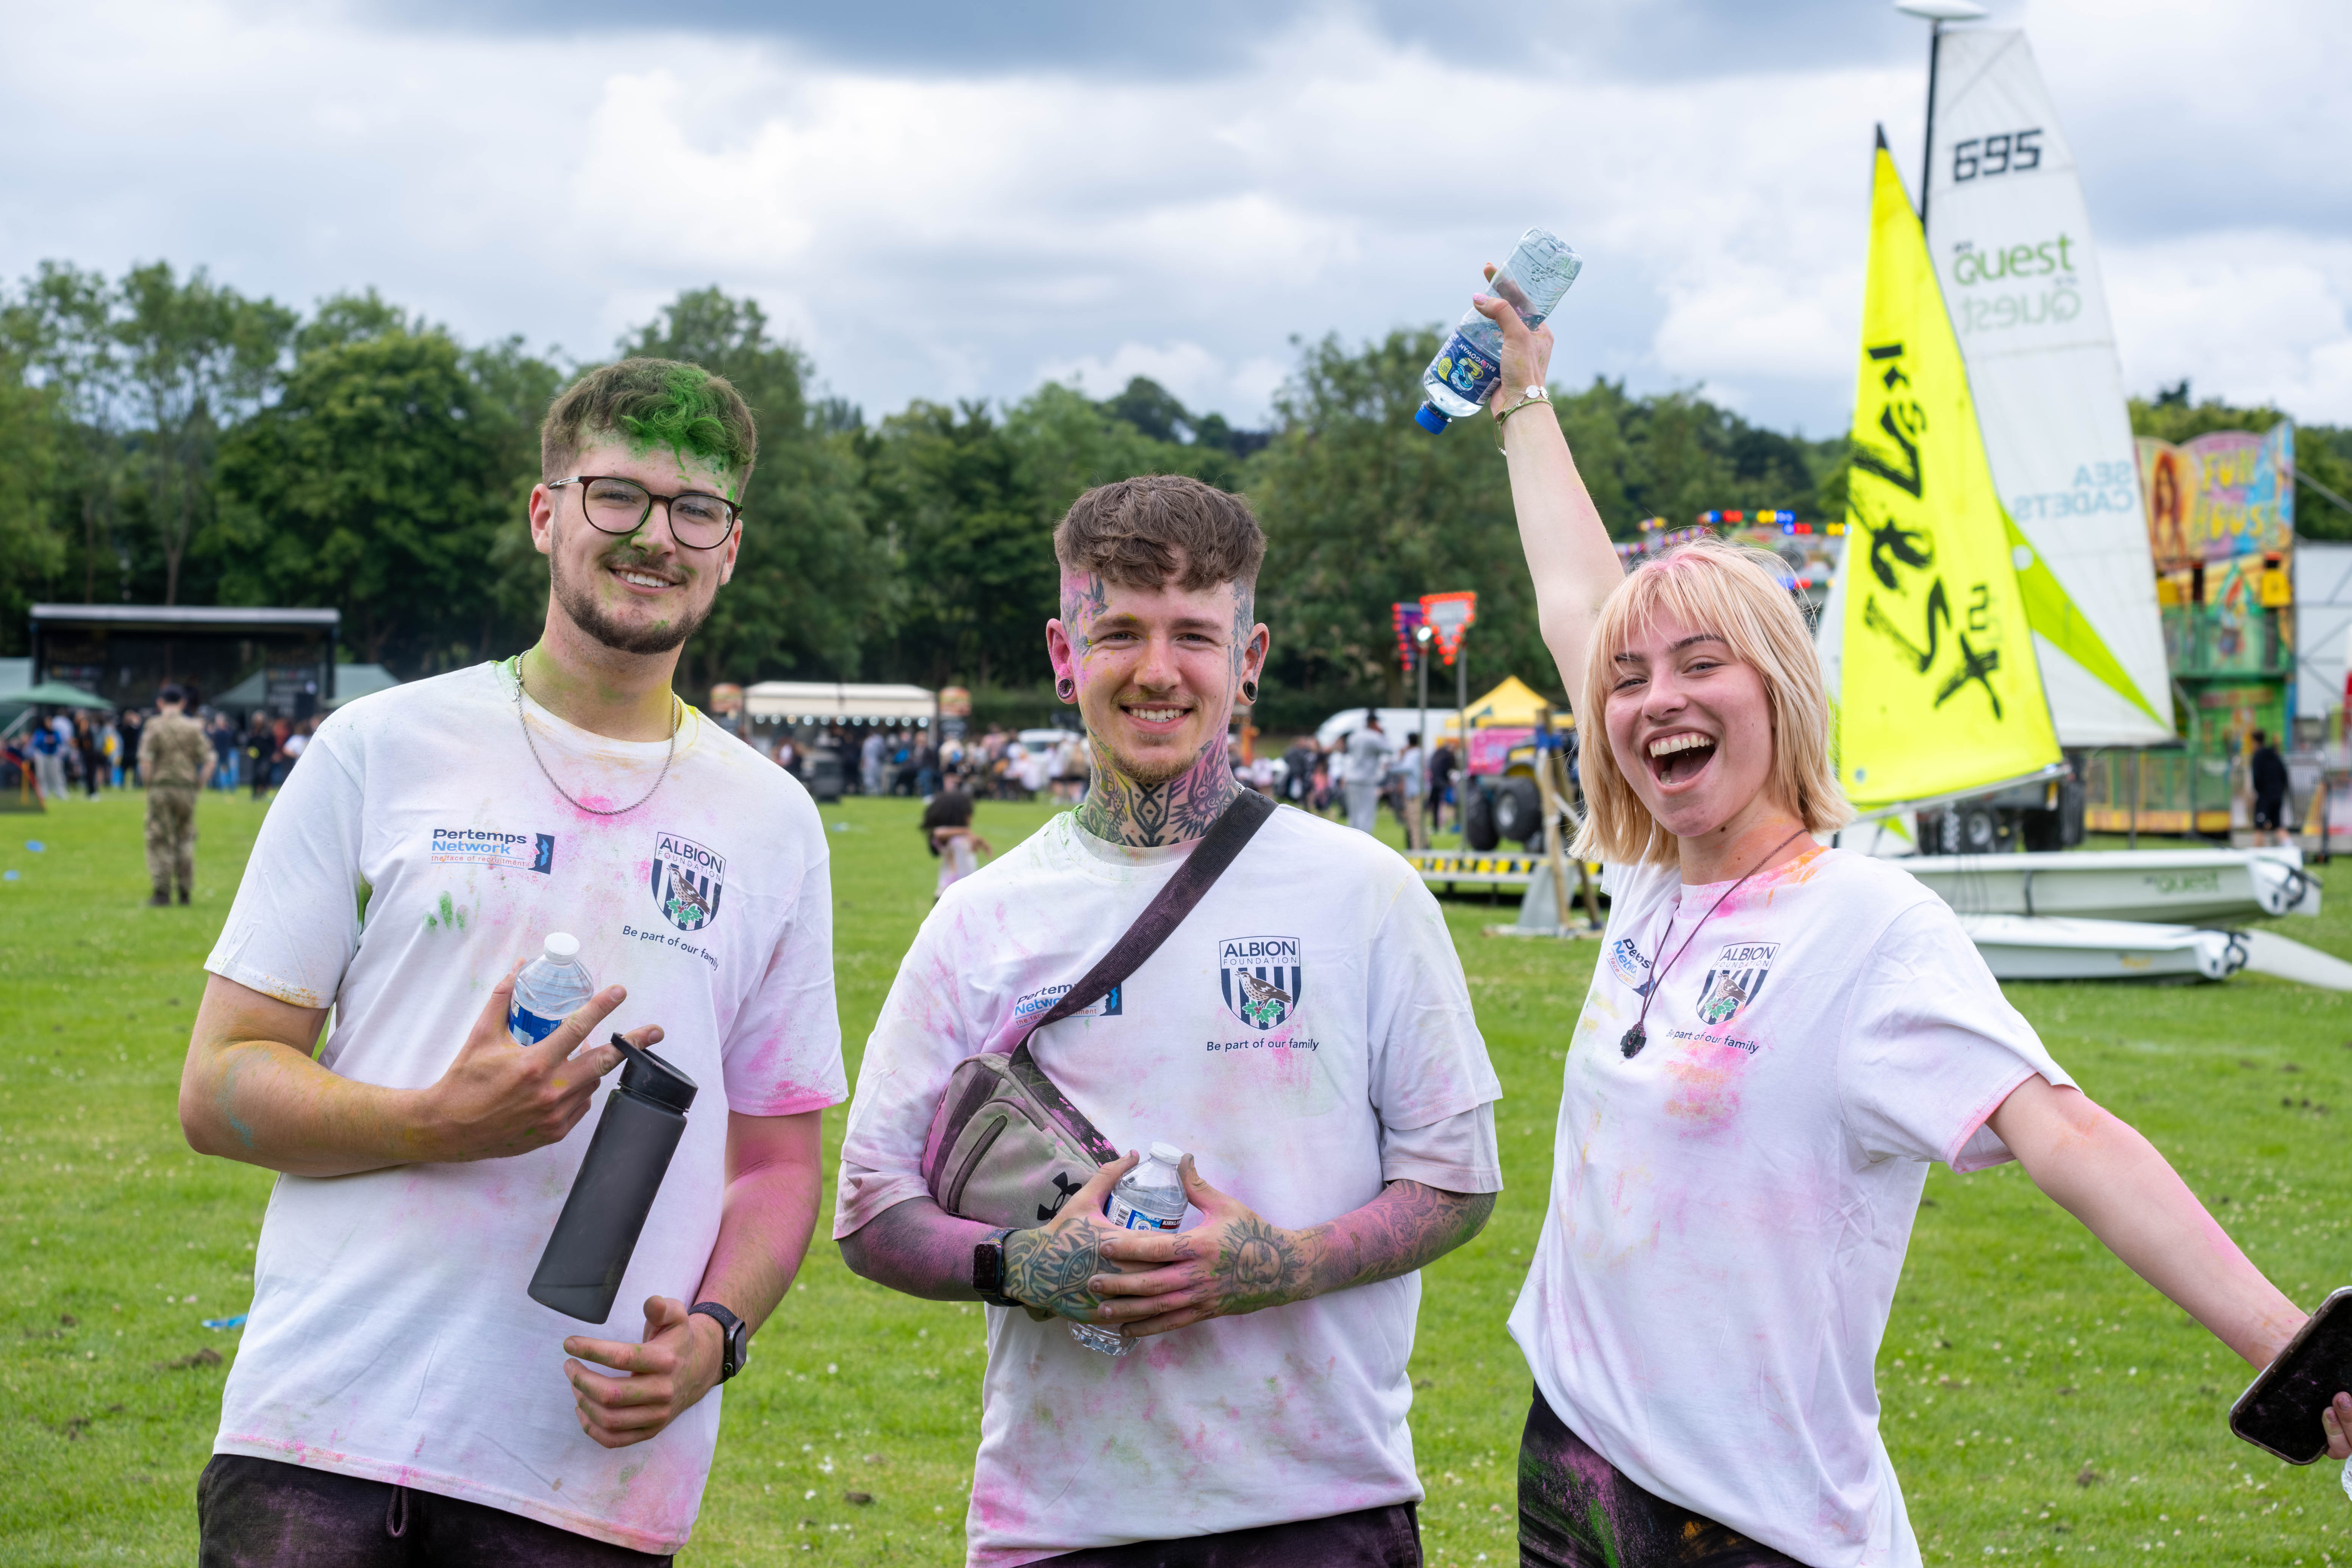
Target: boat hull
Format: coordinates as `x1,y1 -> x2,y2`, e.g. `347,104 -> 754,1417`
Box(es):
1905,849 -> 2317,925
1960,915 -> 2248,982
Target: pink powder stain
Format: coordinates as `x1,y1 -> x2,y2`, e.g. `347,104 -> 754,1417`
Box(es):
1660,1041 -> 1751,1133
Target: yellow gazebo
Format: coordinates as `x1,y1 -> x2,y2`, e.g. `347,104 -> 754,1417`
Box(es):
1427,675 -> 1569,740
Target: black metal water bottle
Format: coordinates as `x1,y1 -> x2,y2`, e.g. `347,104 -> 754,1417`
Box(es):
528,1034 -> 698,1323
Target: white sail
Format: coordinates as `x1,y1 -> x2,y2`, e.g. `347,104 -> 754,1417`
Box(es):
1925,29 -> 2174,747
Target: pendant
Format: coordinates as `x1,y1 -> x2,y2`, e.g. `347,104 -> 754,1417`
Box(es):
1620,1026 -> 1646,1059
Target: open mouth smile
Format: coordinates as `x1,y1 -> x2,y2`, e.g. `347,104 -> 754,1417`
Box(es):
1121,702 -> 1192,730
1646,730 -> 1718,786
609,564 -> 681,593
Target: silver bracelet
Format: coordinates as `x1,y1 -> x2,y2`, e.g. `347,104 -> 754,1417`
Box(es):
1492,384 -> 1552,453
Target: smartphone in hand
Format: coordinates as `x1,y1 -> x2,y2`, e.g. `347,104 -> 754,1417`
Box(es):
2230,1287 -> 2352,1464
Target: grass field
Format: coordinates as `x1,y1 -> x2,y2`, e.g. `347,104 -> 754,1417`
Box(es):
1,786 -> 2347,1566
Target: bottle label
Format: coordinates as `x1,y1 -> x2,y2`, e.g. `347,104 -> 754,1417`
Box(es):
1431,330 -> 1502,400
1108,1196 -> 1181,1231
509,1005 -> 562,1046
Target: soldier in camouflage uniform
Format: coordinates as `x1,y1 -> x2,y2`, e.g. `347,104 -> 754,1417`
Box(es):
139,685 -> 213,906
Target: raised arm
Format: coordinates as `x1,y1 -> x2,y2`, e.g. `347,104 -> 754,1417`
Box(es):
1474,280 -> 1625,699
1988,1076 -> 2352,1458
179,967 -> 630,1178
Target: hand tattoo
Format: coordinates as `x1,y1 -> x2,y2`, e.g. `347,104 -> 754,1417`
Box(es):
1212,1214 -> 1310,1313
1003,1222 -> 1110,1321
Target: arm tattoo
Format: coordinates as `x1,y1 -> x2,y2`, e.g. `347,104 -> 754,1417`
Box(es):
1002,1223 -> 1110,1320
1300,1180 -> 1495,1296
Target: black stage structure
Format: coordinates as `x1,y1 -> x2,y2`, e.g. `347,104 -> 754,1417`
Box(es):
30,605 -> 339,716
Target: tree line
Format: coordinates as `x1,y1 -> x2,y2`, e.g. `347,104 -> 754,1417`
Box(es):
3,261 -> 2344,725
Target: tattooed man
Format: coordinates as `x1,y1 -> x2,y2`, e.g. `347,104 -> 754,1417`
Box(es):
836,476 -> 1504,1567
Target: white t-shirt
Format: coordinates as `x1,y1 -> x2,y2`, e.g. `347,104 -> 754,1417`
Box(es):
1508,847 -> 2071,1568
205,662 -> 846,1555
836,807 -> 1504,1567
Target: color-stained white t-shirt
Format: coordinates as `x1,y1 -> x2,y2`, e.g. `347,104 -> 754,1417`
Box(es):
205,662 -> 845,1555
837,807 -> 1503,1567
1508,847 -> 2071,1568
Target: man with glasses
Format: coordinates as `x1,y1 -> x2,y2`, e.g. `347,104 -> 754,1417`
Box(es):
180,358 -> 844,1563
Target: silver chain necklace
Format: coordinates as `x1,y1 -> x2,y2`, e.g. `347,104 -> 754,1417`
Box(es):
511,655 -> 678,818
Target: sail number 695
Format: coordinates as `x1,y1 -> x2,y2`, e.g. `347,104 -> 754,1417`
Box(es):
1952,129 -> 2043,183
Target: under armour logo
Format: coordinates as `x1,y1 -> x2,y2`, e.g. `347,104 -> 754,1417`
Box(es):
1038,1171 -> 1084,1223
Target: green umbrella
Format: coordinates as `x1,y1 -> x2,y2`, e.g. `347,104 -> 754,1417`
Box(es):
3,682 -> 113,710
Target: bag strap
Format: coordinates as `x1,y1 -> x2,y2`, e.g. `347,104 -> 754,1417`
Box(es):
1013,789 -> 1277,1048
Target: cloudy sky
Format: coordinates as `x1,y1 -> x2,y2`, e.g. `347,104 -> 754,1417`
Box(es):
6,0 -> 2346,437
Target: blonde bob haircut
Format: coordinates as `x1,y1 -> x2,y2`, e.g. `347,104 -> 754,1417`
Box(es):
1572,538 -> 1853,866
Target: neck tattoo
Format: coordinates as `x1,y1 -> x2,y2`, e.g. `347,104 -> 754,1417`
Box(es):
1075,736 -> 1242,849
512,655 -> 680,818
1620,827 -> 1809,1059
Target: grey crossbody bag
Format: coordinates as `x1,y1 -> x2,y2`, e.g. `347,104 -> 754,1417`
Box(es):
919,790 -> 1275,1229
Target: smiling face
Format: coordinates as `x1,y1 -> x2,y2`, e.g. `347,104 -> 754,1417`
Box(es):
1602,611 -> 1786,846
528,438 -> 741,657
1046,563 -> 1268,789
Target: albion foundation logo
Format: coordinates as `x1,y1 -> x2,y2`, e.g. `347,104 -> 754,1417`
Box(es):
1693,941 -> 1779,1027
651,832 -> 725,932
1218,935 -> 1302,1032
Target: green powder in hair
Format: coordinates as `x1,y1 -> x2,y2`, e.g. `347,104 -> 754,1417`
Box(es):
614,364 -> 752,475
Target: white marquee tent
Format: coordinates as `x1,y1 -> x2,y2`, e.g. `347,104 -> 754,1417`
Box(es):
743,682 -> 935,724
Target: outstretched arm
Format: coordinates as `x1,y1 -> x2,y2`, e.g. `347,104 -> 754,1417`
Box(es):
1989,1076 -> 2352,1459
1090,1156 -> 1494,1338
1475,279 -> 1624,700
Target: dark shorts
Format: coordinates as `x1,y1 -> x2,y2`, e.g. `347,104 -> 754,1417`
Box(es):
197,1455 -> 672,1568
1044,1502 -> 1420,1566
1517,1389 -> 1807,1568
2254,792 -> 2287,830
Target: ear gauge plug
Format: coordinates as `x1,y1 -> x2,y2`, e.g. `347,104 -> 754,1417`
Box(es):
1056,678 -> 1076,702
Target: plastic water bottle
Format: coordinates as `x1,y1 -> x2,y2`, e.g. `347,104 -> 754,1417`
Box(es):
509,933 -> 594,1047
1071,1143 -> 1190,1357
1414,229 -> 1582,432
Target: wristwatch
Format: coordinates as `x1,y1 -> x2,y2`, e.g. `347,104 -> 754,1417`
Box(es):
689,1301 -> 750,1383
972,1227 -> 1020,1308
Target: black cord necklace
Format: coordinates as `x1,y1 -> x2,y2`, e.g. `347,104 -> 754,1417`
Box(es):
1620,826 -> 1810,1059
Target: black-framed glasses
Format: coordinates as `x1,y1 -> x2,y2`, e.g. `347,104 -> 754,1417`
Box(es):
549,475 -> 741,550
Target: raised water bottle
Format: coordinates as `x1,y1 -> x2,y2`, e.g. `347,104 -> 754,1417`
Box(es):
1414,228 -> 1582,432
510,933 -> 595,1047
1072,1143 -> 1190,1358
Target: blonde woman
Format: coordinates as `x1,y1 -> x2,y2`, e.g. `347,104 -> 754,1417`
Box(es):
1476,288 -> 2349,1567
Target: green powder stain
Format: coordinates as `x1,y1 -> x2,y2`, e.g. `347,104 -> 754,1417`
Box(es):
426,892 -> 460,932
614,364 -> 752,480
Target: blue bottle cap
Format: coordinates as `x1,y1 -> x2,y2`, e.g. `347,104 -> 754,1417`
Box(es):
1413,403 -> 1450,434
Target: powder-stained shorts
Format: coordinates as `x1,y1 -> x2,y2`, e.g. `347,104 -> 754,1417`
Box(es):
1042,1502 -> 1421,1566
1517,1390 -> 1808,1568
197,1455 -> 672,1567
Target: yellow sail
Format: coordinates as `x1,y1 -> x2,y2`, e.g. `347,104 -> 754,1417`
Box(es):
1836,134 -> 2061,812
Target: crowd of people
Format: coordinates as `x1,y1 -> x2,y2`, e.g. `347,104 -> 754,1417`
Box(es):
18,703 -> 320,802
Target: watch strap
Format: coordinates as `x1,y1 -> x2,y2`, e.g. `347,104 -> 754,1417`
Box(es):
689,1301 -> 747,1382
974,1227 -> 1018,1308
